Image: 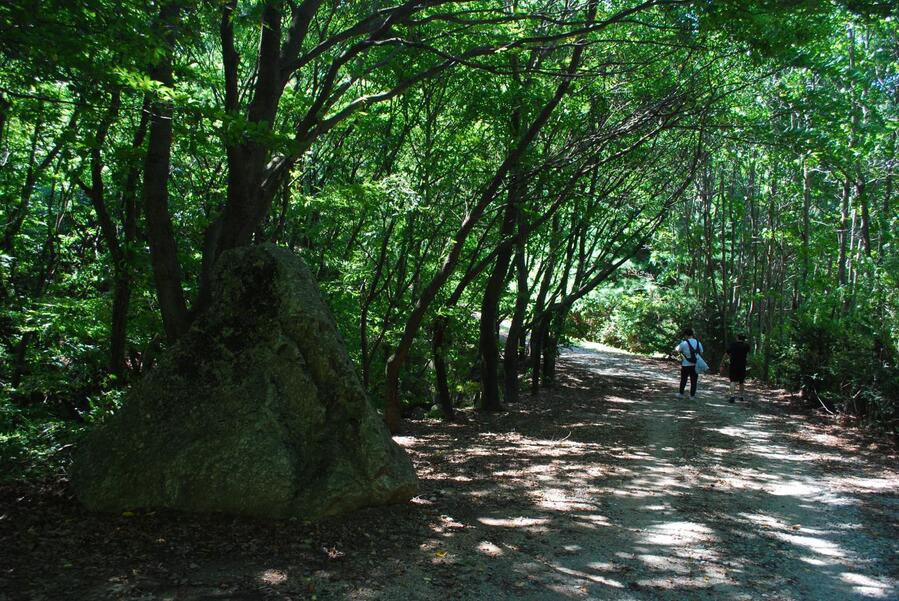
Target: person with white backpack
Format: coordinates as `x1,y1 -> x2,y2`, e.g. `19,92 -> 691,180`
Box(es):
674,328 -> 707,398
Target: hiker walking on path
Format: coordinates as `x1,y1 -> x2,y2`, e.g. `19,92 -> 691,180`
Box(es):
726,333 -> 751,403
674,328 -> 704,399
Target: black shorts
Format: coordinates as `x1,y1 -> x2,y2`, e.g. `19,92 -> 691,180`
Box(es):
729,366 -> 746,383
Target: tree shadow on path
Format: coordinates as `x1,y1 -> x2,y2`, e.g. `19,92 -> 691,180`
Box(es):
1,346 -> 896,600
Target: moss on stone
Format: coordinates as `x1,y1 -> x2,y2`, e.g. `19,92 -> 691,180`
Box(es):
72,244 -> 417,519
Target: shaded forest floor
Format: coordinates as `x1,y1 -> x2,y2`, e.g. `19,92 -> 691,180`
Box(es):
2,346 -> 898,600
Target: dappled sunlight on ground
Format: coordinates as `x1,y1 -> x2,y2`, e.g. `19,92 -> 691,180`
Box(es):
2,346 -> 896,600
385,346 -> 899,600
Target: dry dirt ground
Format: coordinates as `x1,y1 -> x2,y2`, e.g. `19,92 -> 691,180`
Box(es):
2,345 -> 897,600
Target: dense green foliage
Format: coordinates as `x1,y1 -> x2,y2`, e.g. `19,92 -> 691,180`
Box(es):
574,15 -> 898,430
1,1 -> 896,478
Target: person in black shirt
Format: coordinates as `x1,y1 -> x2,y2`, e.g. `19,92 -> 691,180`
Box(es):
726,334 -> 750,402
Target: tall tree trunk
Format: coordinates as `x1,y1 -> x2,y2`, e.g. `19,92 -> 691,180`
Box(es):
502,210 -> 529,404
431,316 -> 454,420
541,307 -> 567,386
801,156 -> 811,292
110,100 -> 150,377
479,181 -> 521,411
142,3 -> 190,342
720,163 -> 730,347
857,175 -> 871,258
529,213 -> 564,393
359,216 -> 395,389
879,132 -> 895,263
81,91 -> 136,378
0,93 -> 8,147
200,1 -> 322,305
837,175 -> 851,288
839,27 -> 859,290
531,309 -> 552,392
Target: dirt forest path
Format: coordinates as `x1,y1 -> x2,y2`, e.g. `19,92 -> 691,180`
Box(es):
2,345 -> 898,601
374,345 -> 899,601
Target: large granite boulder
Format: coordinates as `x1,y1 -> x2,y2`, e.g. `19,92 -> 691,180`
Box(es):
72,244 -> 417,519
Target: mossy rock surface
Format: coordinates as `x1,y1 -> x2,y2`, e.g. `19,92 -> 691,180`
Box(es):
73,244 -> 417,519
